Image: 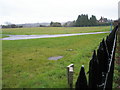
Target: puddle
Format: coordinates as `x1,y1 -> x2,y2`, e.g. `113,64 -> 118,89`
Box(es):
0,32 -> 109,40
48,56 -> 63,60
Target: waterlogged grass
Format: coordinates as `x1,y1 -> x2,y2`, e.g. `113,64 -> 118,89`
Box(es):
2,33 -> 109,88
2,26 -> 110,35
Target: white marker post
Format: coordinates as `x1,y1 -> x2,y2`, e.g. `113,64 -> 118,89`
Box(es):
118,1 -> 120,20
118,1 -> 120,42
0,25 -> 2,90
67,64 -> 74,88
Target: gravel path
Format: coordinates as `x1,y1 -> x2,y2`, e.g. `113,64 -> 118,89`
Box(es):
0,32 -> 109,40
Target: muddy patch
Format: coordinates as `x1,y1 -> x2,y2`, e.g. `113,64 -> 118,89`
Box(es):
48,56 -> 63,60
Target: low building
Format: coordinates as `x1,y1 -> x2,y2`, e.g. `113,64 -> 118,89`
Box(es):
98,16 -> 111,23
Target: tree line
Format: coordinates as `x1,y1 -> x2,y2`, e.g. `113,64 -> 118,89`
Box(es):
2,24 -> 23,28
75,14 -> 97,27
1,14 -> 112,28
50,14 -> 112,27
75,14 -> 111,27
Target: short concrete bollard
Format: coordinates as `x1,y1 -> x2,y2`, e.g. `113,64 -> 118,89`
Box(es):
67,64 -> 74,88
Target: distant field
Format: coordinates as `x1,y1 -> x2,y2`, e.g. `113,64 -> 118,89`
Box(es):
2,33 -> 109,88
2,26 -> 110,35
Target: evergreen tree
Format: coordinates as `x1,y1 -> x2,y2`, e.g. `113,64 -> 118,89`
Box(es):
90,15 -> 97,26
75,15 -> 81,27
50,22 -> 62,27
75,14 -> 97,27
50,21 -> 53,26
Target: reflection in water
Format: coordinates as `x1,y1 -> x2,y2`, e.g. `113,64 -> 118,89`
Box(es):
0,32 -> 109,40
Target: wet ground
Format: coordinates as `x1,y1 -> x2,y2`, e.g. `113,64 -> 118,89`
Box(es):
0,32 -> 109,40
48,56 -> 63,60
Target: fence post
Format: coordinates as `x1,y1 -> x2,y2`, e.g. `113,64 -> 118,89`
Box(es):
67,64 -> 74,88
89,50 -> 99,88
118,18 -> 120,44
117,19 -> 120,45
75,65 -> 88,90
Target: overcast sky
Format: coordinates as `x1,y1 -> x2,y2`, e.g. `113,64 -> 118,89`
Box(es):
0,0 -> 120,25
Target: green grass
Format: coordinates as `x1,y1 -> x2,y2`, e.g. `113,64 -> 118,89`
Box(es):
2,33 -> 109,88
2,26 -> 110,35
113,32 -> 120,88
0,35 -> 9,38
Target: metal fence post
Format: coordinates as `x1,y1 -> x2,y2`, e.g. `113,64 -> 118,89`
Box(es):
75,65 -> 88,90
89,50 -> 99,89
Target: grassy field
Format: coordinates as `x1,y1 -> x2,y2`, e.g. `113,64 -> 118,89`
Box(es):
2,32 -> 109,88
0,35 -> 9,38
2,26 -> 110,35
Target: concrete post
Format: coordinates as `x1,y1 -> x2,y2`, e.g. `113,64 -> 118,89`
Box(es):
67,64 -> 74,88
118,1 -> 120,44
118,1 -> 120,20
118,23 -> 120,45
